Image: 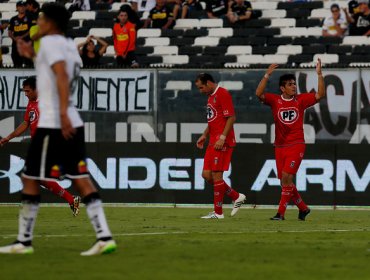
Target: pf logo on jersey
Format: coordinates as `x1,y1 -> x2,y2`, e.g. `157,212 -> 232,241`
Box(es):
278,107 -> 299,124
207,104 -> 217,122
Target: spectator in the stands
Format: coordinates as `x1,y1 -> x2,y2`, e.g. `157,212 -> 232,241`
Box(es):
143,0 -> 175,29
8,1 -> 33,67
78,35 -> 108,67
345,0 -> 370,35
129,0 -> 156,19
113,10 -> 139,67
206,0 -> 228,19
68,0 -> 91,12
120,3 -> 142,28
181,0 -> 203,19
25,0 -> 40,25
227,0 -> 252,24
322,4 -> 347,37
166,0 -> 182,19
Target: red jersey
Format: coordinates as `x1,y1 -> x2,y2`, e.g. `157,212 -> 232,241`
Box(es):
113,22 -> 136,56
264,93 -> 317,147
24,100 -> 39,138
207,86 -> 236,147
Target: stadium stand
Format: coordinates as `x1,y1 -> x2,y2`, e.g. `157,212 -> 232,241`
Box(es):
0,0 -> 370,68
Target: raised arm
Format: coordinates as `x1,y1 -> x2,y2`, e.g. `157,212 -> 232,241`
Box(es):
315,58 -> 326,101
94,36 -> 108,56
256,64 -> 278,102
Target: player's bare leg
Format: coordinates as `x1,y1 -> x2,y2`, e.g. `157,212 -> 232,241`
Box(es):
73,177 -> 117,255
0,177 -> 40,254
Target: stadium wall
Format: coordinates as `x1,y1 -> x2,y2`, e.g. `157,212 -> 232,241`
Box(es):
0,68 -> 369,143
0,143 -> 369,206
0,68 -> 369,205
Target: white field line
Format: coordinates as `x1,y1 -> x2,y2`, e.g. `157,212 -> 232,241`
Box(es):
1,229 -> 369,239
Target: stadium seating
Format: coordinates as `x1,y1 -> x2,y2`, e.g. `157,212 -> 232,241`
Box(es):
1,0 -> 370,68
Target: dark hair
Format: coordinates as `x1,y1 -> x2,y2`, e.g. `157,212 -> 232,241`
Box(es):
196,73 -> 215,84
40,2 -> 70,34
23,76 -> 36,89
330,4 -> 339,10
279,74 -> 296,87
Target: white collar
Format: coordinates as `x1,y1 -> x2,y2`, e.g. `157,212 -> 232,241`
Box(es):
281,95 -> 294,101
210,85 -> 219,96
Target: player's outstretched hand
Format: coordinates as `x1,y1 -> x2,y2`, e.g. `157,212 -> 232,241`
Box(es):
316,58 -> 322,76
61,114 -> 76,140
0,137 -> 9,147
17,39 -> 35,59
266,64 -> 279,76
196,135 -> 206,149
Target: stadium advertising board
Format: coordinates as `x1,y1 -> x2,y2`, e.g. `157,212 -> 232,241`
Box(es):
0,143 -> 369,206
0,69 -> 152,112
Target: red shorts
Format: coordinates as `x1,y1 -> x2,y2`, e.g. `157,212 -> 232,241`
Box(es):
275,143 -> 305,179
203,145 -> 233,171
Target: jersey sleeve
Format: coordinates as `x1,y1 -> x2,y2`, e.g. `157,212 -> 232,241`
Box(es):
42,37 -> 65,66
300,93 -> 317,109
220,90 -> 235,117
24,106 -> 30,123
262,93 -> 275,107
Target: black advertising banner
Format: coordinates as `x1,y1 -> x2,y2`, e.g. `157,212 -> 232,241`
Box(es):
0,143 -> 369,206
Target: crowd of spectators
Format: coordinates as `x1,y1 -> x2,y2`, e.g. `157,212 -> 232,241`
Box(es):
0,0 -> 370,68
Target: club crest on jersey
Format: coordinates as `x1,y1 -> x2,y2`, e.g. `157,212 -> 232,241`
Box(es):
214,157 -> 219,165
28,110 -> 37,122
207,104 -> 217,122
278,107 -> 299,124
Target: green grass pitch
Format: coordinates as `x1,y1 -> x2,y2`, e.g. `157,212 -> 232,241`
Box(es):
1,206 -> 370,280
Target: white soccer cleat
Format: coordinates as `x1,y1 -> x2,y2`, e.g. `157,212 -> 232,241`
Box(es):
80,240 -> 117,256
231,193 -> 246,217
0,242 -> 34,254
201,212 -> 224,219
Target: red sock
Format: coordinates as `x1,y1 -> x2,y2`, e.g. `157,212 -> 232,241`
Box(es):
291,185 -> 308,211
222,181 -> 239,201
213,181 -> 226,215
277,185 -> 294,216
43,181 -> 74,204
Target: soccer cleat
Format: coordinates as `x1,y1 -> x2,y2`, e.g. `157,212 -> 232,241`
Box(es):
270,213 -> 285,220
0,242 -> 34,254
201,212 -> 224,219
80,239 -> 117,256
231,193 -> 246,217
298,208 -> 311,221
70,196 -> 81,217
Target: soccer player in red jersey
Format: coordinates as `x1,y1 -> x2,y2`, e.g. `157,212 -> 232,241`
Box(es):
195,73 -> 246,219
0,77 -> 81,216
256,59 -> 326,221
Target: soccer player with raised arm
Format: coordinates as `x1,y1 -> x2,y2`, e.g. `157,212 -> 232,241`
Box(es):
196,73 -> 246,219
256,59 -> 326,221
0,77 -> 81,216
0,3 -> 116,255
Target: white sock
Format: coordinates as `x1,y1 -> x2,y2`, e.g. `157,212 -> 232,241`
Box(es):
86,199 -> 112,240
17,202 -> 39,243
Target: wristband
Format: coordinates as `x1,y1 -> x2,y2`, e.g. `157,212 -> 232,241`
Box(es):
264,74 -> 269,79
219,135 -> 226,140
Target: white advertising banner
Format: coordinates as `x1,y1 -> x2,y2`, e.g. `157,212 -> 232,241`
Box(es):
0,69 -> 152,112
